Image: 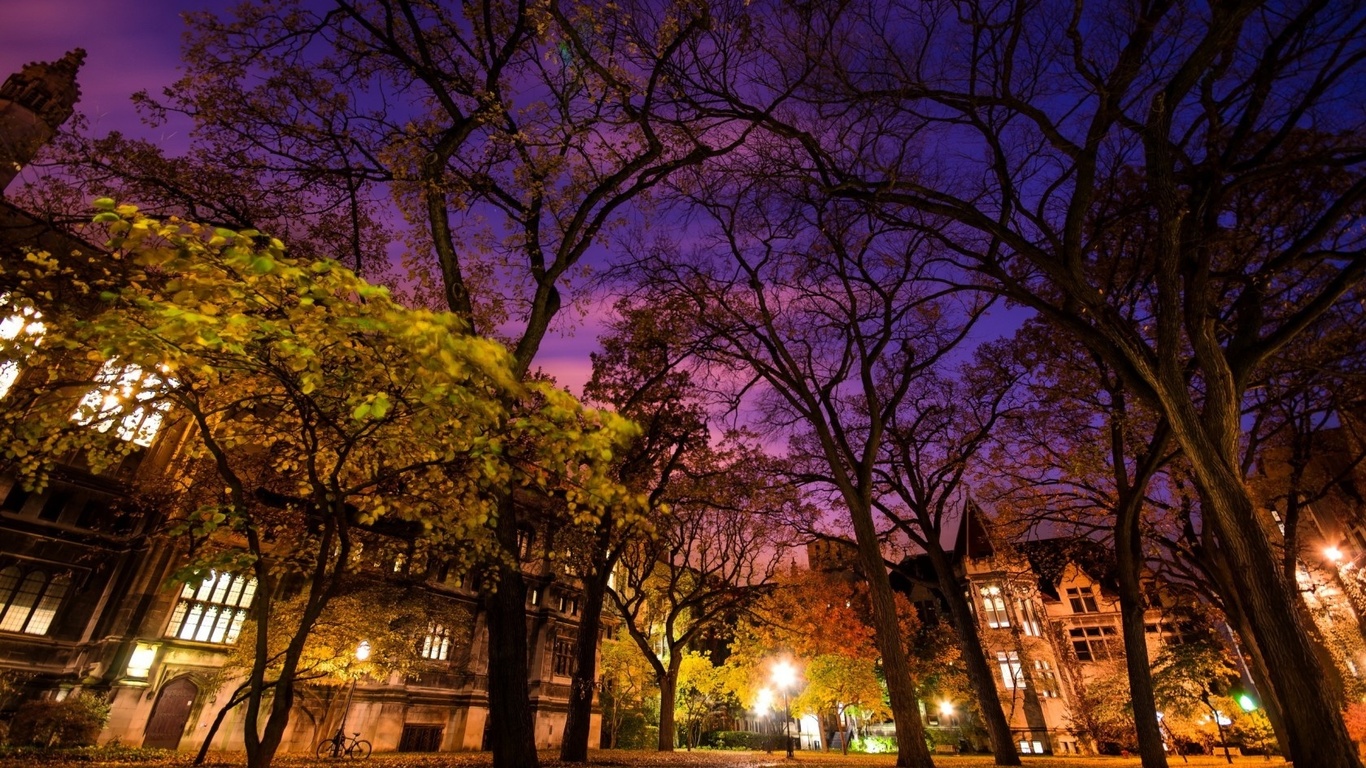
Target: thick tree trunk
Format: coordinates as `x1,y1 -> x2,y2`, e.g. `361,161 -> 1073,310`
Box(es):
923,543 -> 1019,766
841,709 -> 848,755
485,504 -> 539,768
1206,530 -> 1292,756
256,682 -> 295,768
850,506 -> 934,768
1226,610 -> 1290,755
560,565 -> 610,761
1115,516 -> 1167,768
657,664 -> 680,751
1192,450 -> 1362,768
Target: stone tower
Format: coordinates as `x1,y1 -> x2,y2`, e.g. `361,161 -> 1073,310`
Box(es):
0,48 -> 85,194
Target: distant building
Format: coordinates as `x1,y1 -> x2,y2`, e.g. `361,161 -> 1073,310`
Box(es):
1252,414 -> 1366,696
869,501 -> 1206,756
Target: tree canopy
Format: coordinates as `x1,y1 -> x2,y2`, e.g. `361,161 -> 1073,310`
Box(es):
0,203 -> 642,768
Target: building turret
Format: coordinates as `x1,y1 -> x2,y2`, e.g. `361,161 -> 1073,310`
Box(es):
0,48 -> 85,193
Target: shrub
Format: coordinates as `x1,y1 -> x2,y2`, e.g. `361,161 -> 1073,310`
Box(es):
612,715 -> 659,750
6,694 -> 110,748
701,730 -> 787,751
852,734 -> 897,754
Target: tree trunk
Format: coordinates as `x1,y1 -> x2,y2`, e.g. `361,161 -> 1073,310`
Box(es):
194,687 -> 248,765
485,503 -> 539,768
560,542 -> 613,760
850,505 -> 934,768
1191,447 -> 1362,768
1202,535 -> 1292,756
657,664 -> 680,752
923,542 -> 1019,766
257,680 -> 295,768
841,708 -> 849,755
1115,513 -> 1168,768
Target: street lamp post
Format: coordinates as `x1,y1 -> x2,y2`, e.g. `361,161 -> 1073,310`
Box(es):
772,660 -> 797,759
332,641 -> 371,757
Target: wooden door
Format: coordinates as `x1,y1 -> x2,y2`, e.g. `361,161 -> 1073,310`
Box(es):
144,677 -> 197,749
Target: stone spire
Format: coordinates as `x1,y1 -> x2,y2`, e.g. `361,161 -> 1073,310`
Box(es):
0,48 -> 86,193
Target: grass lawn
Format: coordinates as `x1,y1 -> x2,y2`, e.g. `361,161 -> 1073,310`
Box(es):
0,747 -> 1289,768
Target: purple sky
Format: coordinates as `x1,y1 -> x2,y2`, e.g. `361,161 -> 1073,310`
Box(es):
2,1 -> 1026,401
1,0 -> 605,394
0,1 -> 196,140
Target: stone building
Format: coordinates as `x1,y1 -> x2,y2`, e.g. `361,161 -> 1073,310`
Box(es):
880,501 -> 1208,756
0,51 -> 599,754
1251,413 -> 1366,696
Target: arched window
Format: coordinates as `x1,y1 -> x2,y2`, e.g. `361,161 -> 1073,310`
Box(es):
0,564 -> 70,635
164,571 -> 256,644
980,583 -> 1010,628
421,624 -> 451,661
71,360 -> 173,447
0,296 -> 45,400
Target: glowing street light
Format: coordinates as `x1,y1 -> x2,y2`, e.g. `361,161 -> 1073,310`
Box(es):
771,660 -> 798,759
1327,546 -> 1345,563
1239,694 -> 1256,712
939,701 -> 955,717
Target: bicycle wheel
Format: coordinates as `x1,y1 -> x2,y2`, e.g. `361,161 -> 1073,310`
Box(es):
349,740 -> 372,758
317,739 -> 338,759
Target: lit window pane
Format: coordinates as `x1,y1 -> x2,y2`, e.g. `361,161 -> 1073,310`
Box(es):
225,610 -> 247,644
24,575 -> 67,634
0,566 -> 19,606
179,604 -> 204,639
71,361 -> 174,447
0,572 -> 44,632
209,573 -> 232,604
224,576 -> 244,607
0,299 -> 44,400
208,608 -> 233,643
166,601 -> 188,633
166,575 -> 256,644
0,363 -> 18,400
194,607 -> 221,642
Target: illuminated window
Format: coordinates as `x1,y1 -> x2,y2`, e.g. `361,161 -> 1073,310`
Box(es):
1034,659 -> 1060,697
165,571 -> 255,644
1069,625 -> 1119,661
1268,508 -> 1285,535
1017,599 -> 1043,636
0,298 -> 44,399
516,529 -> 534,560
996,651 -> 1024,688
980,584 -> 1009,628
421,624 -> 452,661
71,361 -> 173,447
0,565 -> 69,635
552,636 -> 575,677
1066,586 -> 1100,613
558,593 -> 579,615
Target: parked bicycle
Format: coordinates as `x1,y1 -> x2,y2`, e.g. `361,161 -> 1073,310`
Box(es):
316,731 -> 372,759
